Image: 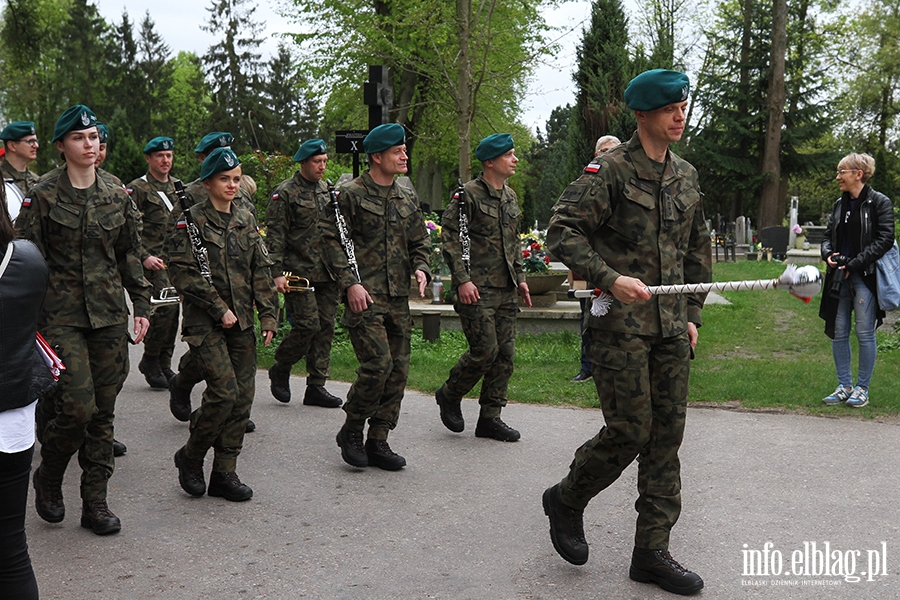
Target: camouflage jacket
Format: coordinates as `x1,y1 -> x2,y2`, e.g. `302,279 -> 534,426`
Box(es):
17,163 -> 151,328
168,197 -> 278,345
265,171 -> 332,282
127,173 -> 177,264
321,170 -> 431,296
441,174 -> 524,290
1,158 -> 39,197
547,131 -> 711,337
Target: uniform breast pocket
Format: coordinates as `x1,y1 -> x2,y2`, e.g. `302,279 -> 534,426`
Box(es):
472,199 -> 500,236
504,202 -> 521,232
291,194 -> 318,228
358,197 -> 385,238
94,204 -> 127,252
202,222 -> 227,249
48,203 -> 82,235
611,184 -> 656,243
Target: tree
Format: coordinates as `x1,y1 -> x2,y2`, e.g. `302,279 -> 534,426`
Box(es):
757,0 -> 787,228
283,0 -> 552,206
138,12 -> 174,134
259,44 -> 320,155
201,0 -> 266,154
565,0 -> 638,181
526,104 -> 574,225
165,51 -> 213,182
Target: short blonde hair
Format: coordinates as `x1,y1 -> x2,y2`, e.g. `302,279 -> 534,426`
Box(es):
838,153 -> 876,183
594,135 -> 621,157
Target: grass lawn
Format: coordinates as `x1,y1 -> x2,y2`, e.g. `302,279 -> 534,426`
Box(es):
259,260 -> 900,418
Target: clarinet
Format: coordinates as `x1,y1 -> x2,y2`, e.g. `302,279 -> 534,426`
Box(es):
455,178 -> 470,275
173,180 -> 213,285
327,180 -> 361,283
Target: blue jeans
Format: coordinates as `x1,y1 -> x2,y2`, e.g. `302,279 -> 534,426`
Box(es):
832,273 -> 878,390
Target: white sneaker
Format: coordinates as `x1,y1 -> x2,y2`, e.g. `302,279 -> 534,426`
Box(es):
822,386 -> 852,405
846,387 -> 869,408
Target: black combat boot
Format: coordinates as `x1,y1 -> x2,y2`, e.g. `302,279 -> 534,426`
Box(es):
161,366 -> 176,382
335,426 -> 368,468
474,416 -> 520,442
174,446 -> 206,497
364,438 -> 407,471
113,439 -> 127,457
303,384 -> 342,408
80,499 -> 121,535
268,363 -> 292,403
542,484 -> 588,565
33,469 -> 65,523
169,375 -> 192,422
435,386 -> 464,433
138,354 -> 169,389
629,548 -> 704,595
208,471 -> 253,502
245,419 -> 256,433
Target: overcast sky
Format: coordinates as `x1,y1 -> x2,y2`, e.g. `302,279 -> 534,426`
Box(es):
97,0 -> 602,133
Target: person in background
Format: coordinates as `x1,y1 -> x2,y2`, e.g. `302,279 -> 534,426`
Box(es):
571,135 -> 621,383
0,182 -> 47,600
266,139 -> 343,408
18,105 -> 151,535
1,121 -> 40,196
819,153 -> 894,408
321,123 -> 431,471
435,133 -> 531,442
169,148 -> 278,502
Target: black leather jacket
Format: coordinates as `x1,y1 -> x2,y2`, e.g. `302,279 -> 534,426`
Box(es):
0,239 -> 49,413
821,186 -> 895,277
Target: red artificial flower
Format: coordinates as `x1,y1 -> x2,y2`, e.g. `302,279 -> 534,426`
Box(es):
543,256 -> 550,264
531,242 -> 540,250
523,249 -> 531,258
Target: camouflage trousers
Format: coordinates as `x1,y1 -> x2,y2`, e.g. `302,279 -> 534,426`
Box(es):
341,295 -> 411,440
558,328 -> 690,551
144,273 -> 180,370
183,327 -> 256,472
441,286 -> 518,418
144,302 -> 179,370
37,323 -> 129,501
273,278 -> 339,385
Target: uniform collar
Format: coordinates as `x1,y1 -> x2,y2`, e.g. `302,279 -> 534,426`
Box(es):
624,131 -> 685,185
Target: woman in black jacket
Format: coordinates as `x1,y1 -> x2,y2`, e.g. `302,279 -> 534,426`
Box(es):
0,184 -> 48,600
819,153 -> 895,408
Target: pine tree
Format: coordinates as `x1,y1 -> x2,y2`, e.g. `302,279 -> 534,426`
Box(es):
138,12 -> 174,134
201,0 -> 265,154
260,44 -> 320,155
565,0 -> 637,180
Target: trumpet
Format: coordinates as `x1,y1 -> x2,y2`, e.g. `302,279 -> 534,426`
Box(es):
283,272 -> 315,293
150,286 -> 181,305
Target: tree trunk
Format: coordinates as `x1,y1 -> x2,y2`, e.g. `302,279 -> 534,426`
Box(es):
758,0 -> 787,228
457,0 -> 472,182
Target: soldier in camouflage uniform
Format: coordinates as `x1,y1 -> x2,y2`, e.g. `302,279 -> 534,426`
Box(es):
127,136 -> 180,390
169,148 -> 278,502
18,105 -> 151,535
321,123 -> 431,471
436,133 -> 531,442
168,132 -> 258,433
541,70 -> 711,596
0,121 -> 40,199
266,139 -> 343,408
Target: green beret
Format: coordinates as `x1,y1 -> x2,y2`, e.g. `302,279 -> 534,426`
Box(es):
475,133 -> 514,162
200,147 -> 241,181
96,122 -> 109,144
624,69 -> 690,112
144,136 -> 175,154
52,105 -> 98,142
0,121 -> 36,141
363,123 -> 405,154
293,138 -> 327,162
195,132 -> 234,155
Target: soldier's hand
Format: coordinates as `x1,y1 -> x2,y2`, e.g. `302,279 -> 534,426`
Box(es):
262,329 -> 275,346
143,255 -> 166,271
688,322 -> 699,349
347,283 -> 373,313
221,309 -> 238,328
415,269 -> 428,298
274,275 -> 289,294
133,316 -> 150,344
609,276 -> 652,304
458,281 -> 480,304
518,281 -> 532,308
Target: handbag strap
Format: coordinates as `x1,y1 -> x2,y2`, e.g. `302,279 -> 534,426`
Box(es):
0,240 -> 13,280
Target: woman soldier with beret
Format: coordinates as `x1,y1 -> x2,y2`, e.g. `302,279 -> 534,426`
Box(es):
17,105 -> 151,535
170,147 -> 278,502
